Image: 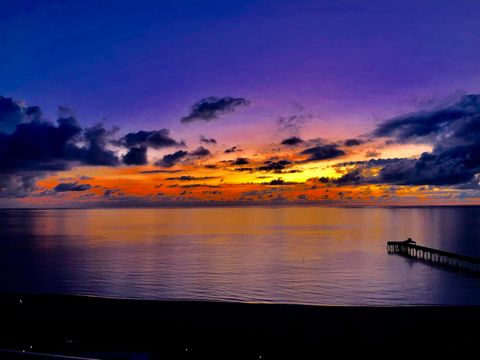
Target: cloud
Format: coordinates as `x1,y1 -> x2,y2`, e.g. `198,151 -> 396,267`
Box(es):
103,189 -> 121,198
119,129 -> 185,166
281,136 -> 304,146
155,150 -> 189,168
372,94 -> 477,143
190,146 -> 211,158
258,160 -> 292,173
344,138 -> 364,147
335,95 -> 480,186
225,146 -> 241,153
181,97 -> 250,123
335,154 -> 476,187
0,96 -> 216,197
200,135 -> 217,144
365,150 -> 381,158
232,157 -> 249,165
262,178 -> 298,186
155,147 -> 211,168
300,145 -> 345,162
232,167 -> 254,172
54,182 -> 92,192
138,169 -> 182,174
357,93 -> 480,186
82,124 -> 120,166
123,146 -> 147,165
0,104 -> 120,179
166,176 -> 219,181
0,174 -> 39,198
276,110 -> 311,135
179,183 -> 221,188
121,129 -> 184,149
0,96 -> 42,134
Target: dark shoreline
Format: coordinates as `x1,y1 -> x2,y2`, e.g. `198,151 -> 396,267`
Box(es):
1,294 -> 480,359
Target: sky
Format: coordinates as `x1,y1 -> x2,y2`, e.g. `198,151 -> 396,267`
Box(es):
1,0 -> 480,207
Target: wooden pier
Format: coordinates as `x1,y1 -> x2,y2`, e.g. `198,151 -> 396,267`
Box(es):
387,238 -> 480,273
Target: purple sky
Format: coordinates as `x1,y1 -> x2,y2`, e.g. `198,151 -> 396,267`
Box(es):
2,0 -> 480,138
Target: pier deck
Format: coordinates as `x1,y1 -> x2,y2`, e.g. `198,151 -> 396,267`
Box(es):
387,239 -> 480,273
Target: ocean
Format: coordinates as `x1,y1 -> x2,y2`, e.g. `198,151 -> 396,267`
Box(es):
2,206 -> 480,305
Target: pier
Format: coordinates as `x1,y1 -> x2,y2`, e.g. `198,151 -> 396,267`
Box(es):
387,238 -> 480,273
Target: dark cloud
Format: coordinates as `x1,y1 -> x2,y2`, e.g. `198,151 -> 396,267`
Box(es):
155,150 -> 188,168
336,153 -> 476,187
344,138 -> 364,147
155,147 -> 211,168
54,182 -> 92,192
119,129 -> 184,166
179,183 -> 221,188
232,167 -> 254,172
123,146 -> 147,165
0,96 -> 41,134
190,146 -> 211,158
200,135 -> 217,144
0,97 -> 23,132
0,94 -> 218,195
355,94 -> 480,186
0,174 -> 39,198
263,178 -> 298,186
232,157 -> 249,165
258,160 -> 292,173
82,124 -> 120,166
166,176 -> 219,181
379,152 -> 475,186
225,146 -> 240,153
0,116 -> 82,173
138,169 -> 182,174
334,158 -> 399,168
181,97 -> 250,123
121,129 -> 184,149
281,136 -> 304,146
372,95 -> 478,143
103,189 -> 121,198
300,145 -> 345,162
0,106 -> 120,178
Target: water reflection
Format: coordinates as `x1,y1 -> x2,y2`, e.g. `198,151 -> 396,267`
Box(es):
1,207 -> 480,305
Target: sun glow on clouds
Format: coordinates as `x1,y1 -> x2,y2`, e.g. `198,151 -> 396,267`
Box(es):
29,139 -> 463,207
4,93 -> 480,207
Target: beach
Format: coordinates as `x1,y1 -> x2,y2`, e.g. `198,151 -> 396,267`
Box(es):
1,294 -> 479,359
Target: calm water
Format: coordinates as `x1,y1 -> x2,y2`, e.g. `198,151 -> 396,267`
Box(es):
2,207 -> 480,305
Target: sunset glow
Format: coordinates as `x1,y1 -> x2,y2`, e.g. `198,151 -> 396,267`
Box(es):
2,1 -> 480,207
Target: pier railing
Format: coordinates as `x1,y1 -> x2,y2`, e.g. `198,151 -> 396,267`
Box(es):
387,240 -> 480,273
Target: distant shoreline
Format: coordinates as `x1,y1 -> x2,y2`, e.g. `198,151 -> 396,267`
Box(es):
3,203 -> 480,210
